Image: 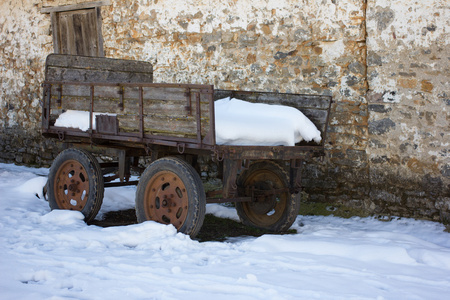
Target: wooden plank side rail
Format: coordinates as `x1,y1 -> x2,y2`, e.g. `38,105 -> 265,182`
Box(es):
42,80 -> 215,148
42,54 -> 332,157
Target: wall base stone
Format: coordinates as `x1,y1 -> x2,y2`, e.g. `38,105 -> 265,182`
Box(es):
0,127 -> 60,167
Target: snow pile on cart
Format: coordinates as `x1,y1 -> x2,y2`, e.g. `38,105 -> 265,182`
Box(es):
54,98 -> 322,146
214,97 -> 321,146
55,110 -> 116,131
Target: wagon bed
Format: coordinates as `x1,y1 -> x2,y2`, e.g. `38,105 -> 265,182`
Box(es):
41,54 -> 332,237
42,54 -> 331,159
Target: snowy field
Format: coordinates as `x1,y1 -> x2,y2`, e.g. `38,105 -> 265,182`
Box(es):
1,163 -> 449,300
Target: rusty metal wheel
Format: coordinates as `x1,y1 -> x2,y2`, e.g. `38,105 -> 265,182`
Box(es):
236,161 -> 300,232
47,148 -> 104,223
135,157 -> 206,237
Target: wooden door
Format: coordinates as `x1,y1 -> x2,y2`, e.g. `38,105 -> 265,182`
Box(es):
54,8 -> 104,57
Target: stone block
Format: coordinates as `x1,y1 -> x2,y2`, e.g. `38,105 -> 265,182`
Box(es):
406,196 -> 435,210
398,78 -> 417,89
238,34 -> 258,48
421,80 -> 434,93
422,174 -> 443,198
435,197 -> 450,211
367,51 -> 382,66
370,155 -> 390,164
368,118 -> 395,135
370,190 -> 402,204
369,138 -> 387,149
348,61 -> 365,75
441,164 -> 450,177
368,104 -> 391,113
327,133 -> 368,150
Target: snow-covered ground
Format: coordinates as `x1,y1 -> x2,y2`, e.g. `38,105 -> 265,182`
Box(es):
1,163 -> 449,300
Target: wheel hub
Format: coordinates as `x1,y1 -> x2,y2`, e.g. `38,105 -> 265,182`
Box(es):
249,181 -> 277,214
68,181 -> 79,192
238,166 -> 288,228
53,160 -> 89,210
144,171 -> 189,229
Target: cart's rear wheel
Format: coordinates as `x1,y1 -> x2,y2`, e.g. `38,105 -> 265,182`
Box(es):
135,157 -> 206,237
47,148 -> 104,223
236,161 -> 300,232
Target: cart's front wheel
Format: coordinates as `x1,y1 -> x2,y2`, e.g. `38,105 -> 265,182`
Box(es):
236,161 -> 300,232
47,148 -> 104,223
135,157 -> 206,237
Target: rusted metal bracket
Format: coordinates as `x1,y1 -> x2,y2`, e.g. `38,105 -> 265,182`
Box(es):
57,131 -> 65,141
194,92 -> 202,145
222,158 -> 242,199
289,159 -> 303,194
89,85 -> 95,135
41,84 -> 51,130
56,84 -> 62,107
144,143 -> 159,162
177,143 -> 186,154
139,86 -> 144,140
185,88 -> 192,116
144,143 -> 151,156
118,85 -> 124,110
118,149 -> 126,183
212,149 -> 225,162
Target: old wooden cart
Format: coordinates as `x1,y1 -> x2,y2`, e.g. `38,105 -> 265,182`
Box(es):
42,54 -> 332,237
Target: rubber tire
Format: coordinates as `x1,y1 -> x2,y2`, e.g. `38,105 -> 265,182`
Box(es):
235,160 -> 300,232
47,148 -> 104,223
135,157 -> 206,238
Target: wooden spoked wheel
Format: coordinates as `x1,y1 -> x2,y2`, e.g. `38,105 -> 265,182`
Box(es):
48,148 -> 104,223
136,157 -> 205,237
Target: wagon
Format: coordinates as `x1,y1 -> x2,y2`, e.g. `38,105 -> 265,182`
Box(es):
41,54 -> 332,237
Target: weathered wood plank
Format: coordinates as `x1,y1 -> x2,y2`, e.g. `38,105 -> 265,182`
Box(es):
51,12 -> 60,53
214,89 -> 330,110
118,114 -> 210,137
41,1 -> 111,14
46,67 -> 154,83
49,111 -> 210,138
59,13 -> 71,54
95,7 -> 104,56
74,12 -> 87,55
45,54 -> 153,75
85,9 -> 97,56
48,85 -> 208,106
50,97 -> 210,118
48,83 -> 211,122
300,109 -> 328,132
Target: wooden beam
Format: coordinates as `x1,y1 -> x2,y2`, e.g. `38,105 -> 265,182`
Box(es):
50,12 -> 60,53
41,0 -> 111,14
96,7 -> 104,57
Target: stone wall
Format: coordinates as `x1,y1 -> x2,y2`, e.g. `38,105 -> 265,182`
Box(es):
101,0 -> 372,216
0,0 -> 57,166
366,0 -> 450,221
0,0 -> 448,221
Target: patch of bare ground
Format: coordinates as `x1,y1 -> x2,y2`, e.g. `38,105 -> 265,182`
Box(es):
90,209 -> 296,242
